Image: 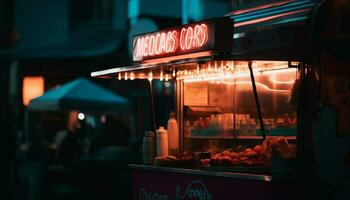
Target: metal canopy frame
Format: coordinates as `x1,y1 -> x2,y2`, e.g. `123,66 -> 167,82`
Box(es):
91,50 -> 301,78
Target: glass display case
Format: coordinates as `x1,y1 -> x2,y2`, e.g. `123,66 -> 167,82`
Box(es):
176,60 -> 298,169
92,59 -> 300,171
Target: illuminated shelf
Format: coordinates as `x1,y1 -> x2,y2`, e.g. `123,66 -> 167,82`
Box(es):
184,136 -> 297,140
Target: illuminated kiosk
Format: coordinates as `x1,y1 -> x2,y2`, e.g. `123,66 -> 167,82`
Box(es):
91,0 -> 350,198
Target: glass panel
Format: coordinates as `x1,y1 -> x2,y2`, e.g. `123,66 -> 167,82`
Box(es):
180,61 -> 298,169
252,62 -> 298,137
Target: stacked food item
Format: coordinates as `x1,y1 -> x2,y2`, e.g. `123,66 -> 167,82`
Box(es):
154,151 -> 193,167
201,136 -> 296,167
154,136 -> 296,168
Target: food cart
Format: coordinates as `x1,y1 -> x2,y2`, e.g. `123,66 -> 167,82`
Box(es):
91,0 -> 350,199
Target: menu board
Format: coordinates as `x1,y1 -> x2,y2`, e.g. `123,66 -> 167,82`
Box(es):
322,0 -> 350,39
184,82 -> 208,106
322,52 -> 350,136
209,83 -> 234,107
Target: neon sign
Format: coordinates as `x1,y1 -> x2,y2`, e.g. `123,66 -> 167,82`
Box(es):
180,24 -> 208,50
133,30 -> 178,58
176,180 -> 212,200
132,18 -> 233,62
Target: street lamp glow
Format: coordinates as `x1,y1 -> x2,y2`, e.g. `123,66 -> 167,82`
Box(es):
78,113 -> 85,120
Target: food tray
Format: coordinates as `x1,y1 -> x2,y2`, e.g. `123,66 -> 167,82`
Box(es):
256,128 -> 296,136
201,165 -> 271,174
154,159 -> 194,168
191,128 -> 218,136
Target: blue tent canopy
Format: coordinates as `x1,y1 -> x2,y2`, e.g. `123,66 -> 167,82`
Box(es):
28,78 -> 129,112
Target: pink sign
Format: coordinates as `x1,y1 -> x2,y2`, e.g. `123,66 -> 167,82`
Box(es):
132,167 -> 305,200
132,169 -> 271,200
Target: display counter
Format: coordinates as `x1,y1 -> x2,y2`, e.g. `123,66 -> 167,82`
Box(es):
130,164 -> 304,200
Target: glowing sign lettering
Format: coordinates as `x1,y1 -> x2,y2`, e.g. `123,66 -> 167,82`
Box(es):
180,24 -> 208,50
139,188 -> 169,200
176,180 -> 212,200
132,18 -> 233,62
133,24 -> 208,61
134,31 -> 178,58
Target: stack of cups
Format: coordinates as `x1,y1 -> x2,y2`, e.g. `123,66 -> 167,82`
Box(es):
142,131 -> 155,165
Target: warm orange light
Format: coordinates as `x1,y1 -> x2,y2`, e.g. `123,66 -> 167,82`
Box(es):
179,63 -> 296,85
141,51 -> 212,65
130,72 -> 135,80
23,76 -> 44,106
148,71 -> 153,82
160,69 -> 164,81
220,81 -> 291,95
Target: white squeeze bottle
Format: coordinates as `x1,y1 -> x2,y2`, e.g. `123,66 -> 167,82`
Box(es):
156,126 -> 169,157
167,112 -> 179,154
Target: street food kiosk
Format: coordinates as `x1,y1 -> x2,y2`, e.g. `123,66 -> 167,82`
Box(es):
91,0 -> 350,199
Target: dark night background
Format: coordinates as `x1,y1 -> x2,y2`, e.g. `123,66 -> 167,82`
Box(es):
1,0 -> 350,200
0,0 -> 230,199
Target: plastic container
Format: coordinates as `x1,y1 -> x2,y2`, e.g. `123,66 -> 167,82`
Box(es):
156,126 -> 169,157
167,112 -> 179,154
184,120 -> 191,137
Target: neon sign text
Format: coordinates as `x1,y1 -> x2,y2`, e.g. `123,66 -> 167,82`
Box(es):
180,24 -> 208,50
132,18 -> 233,62
176,180 -> 212,200
139,188 -> 169,200
134,31 -> 178,58
133,23 -> 209,61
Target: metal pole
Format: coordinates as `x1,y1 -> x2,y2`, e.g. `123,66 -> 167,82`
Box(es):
233,62 -> 238,150
248,61 -> 266,140
149,80 -> 157,132
24,109 -> 29,144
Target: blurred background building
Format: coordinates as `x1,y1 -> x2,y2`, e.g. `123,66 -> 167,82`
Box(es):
0,1 -> 230,199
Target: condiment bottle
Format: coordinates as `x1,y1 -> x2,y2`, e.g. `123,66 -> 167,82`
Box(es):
184,120 -> 191,138
167,112 -> 179,155
240,119 -> 247,135
142,131 -> 155,165
248,119 -> 257,135
156,126 -> 169,157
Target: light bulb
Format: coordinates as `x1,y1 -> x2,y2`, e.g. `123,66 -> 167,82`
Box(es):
230,61 -> 234,71
130,72 -> 135,80
172,69 -> 176,77
160,69 -> 164,81
124,72 -> 128,80
118,73 -> 121,80
165,74 -> 169,81
202,70 -> 206,78
148,71 -> 153,82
